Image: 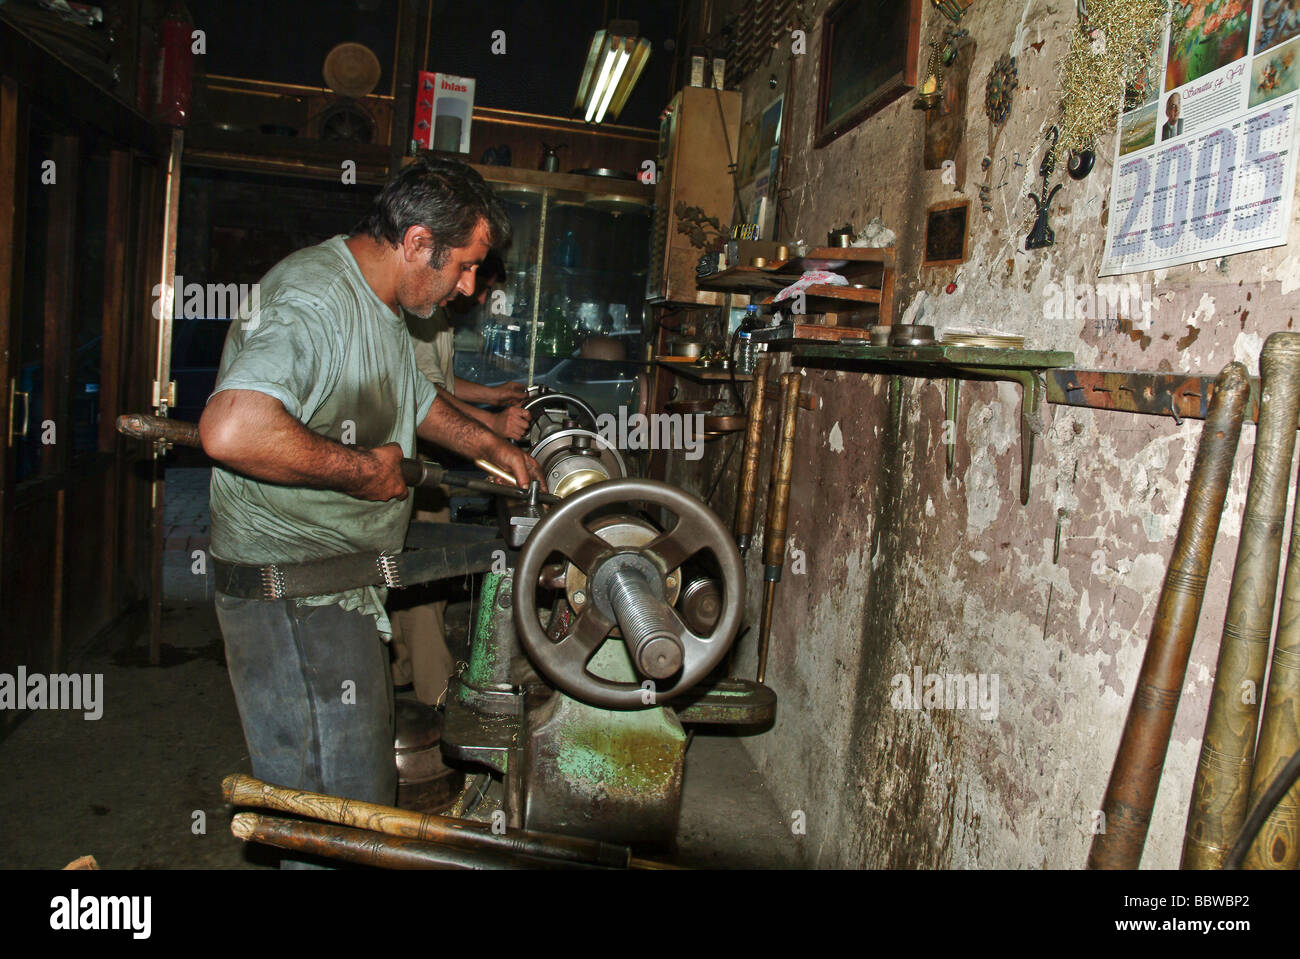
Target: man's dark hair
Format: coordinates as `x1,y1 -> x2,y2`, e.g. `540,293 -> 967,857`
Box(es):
354,156 -> 512,267
479,249 -> 507,285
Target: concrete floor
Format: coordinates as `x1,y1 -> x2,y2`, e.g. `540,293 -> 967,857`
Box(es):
0,599 -> 801,870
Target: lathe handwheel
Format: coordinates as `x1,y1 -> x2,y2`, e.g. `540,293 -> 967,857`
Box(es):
522,391 -> 599,445
513,479 -> 744,709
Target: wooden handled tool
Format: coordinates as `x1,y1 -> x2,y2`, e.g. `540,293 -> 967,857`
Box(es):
230,812 -> 539,870
223,773 -> 646,868
1087,362 -> 1249,869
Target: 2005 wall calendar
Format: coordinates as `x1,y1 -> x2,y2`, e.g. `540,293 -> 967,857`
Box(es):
1100,1 -> 1300,276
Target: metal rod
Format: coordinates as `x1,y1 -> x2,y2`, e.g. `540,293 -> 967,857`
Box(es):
1086,362 -> 1250,869
230,812 -> 537,869
1244,430 -> 1300,868
756,371 -> 803,685
735,355 -> 772,551
945,377 -> 958,479
1183,332 -> 1300,869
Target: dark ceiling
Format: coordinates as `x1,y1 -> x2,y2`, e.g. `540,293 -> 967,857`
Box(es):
188,0 -> 681,129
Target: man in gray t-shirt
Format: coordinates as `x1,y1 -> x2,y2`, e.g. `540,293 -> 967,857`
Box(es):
198,158 -> 540,838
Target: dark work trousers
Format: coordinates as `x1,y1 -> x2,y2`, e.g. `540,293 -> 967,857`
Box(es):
215,591 -> 396,868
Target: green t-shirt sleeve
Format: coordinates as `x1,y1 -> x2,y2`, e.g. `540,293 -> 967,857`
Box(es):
212,301 -> 344,423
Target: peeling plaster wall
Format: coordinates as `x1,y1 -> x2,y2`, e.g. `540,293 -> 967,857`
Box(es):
664,0 -> 1300,868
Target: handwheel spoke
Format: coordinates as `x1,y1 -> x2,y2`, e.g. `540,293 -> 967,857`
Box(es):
561,608 -> 613,658
644,520 -> 712,572
551,524 -> 610,573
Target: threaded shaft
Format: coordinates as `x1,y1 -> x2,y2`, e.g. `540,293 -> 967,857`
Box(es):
608,570 -> 683,679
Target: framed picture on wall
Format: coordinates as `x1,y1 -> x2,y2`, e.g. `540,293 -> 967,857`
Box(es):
922,199 -> 970,267
815,0 -> 923,148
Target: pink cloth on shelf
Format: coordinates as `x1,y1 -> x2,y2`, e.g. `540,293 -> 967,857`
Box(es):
773,270 -> 849,302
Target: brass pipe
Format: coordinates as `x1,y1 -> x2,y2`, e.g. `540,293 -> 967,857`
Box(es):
1086,362 -> 1250,869
756,371 -> 803,684
1183,332 -> 1300,869
734,355 -> 772,551
1244,455 -> 1300,868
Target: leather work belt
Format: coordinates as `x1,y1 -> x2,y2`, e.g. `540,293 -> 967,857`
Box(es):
213,522 -> 507,601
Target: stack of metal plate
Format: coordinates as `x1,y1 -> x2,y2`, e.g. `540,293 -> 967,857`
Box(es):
940,331 -> 1025,349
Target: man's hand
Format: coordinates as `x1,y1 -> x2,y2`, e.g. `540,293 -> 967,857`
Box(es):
490,405 -> 531,442
419,394 -> 544,490
485,437 -> 544,490
490,381 -> 528,405
353,443 -> 409,502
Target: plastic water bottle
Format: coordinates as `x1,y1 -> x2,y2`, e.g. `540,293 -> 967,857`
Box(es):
737,306 -> 759,373
738,330 -> 755,374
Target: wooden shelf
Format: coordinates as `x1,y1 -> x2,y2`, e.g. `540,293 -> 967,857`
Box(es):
655,360 -> 754,384
695,246 -> 895,322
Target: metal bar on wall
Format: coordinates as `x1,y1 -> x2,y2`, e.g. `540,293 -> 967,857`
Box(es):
527,193 -> 549,389
1044,368 -> 1274,426
151,128 -> 183,417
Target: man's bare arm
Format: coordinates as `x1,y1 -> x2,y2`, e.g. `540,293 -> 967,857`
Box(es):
437,389 -> 498,429
418,394 -> 544,489
436,389 -> 530,442
199,389 -> 407,502
453,377 -> 526,406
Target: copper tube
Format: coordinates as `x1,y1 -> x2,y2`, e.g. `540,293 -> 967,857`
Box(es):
1086,362 -> 1249,870
1183,332 -> 1300,869
764,372 -> 804,572
223,773 -> 630,868
734,355 -> 772,551
230,812 -> 536,869
1245,460 -> 1300,868
756,371 -> 803,684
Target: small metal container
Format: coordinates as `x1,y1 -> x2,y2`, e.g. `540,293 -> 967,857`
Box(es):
869,325 -> 892,347
889,324 -> 936,347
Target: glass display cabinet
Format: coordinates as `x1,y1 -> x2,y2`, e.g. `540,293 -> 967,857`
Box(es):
450,165 -> 653,420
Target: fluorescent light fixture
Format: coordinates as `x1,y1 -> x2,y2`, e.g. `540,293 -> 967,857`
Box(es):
574,27 -> 651,124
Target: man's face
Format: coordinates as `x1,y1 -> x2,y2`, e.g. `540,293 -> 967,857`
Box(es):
398,219 -> 491,319
1167,96 -> 1180,122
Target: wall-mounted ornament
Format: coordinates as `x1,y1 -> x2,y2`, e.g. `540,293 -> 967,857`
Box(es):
914,41 -> 945,110
941,25 -> 969,64
931,0 -> 974,24
1057,0 -> 1167,155
1066,148 -> 1095,179
984,53 -> 1017,126
978,53 -> 1017,213
1025,127 -> 1063,249
925,37 -> 976,182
